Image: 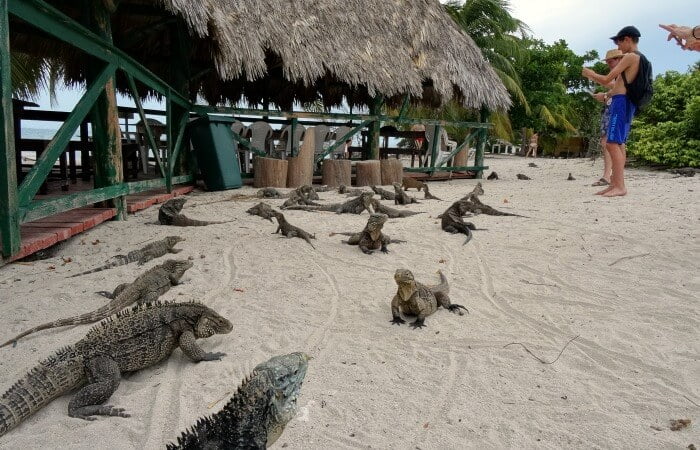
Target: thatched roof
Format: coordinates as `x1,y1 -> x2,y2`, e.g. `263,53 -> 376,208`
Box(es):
12,0 -> 511,111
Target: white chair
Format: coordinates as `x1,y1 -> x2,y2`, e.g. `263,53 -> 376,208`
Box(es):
311,125 -> 332,159
244,121 -> 273,171
278,123 -> 306,157
329,126 -> 354,158
424,125 -> 452,166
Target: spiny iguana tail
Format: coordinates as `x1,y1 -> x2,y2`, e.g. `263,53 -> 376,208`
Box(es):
272,211 -> 316,249
246,202 -> 276,222
336,213 -> 405,254
401,177 -> 426,192
0,301 -> 232,437
440,200 -> 478,245
372,198 -> 423,218
68,236 -> 184,278
338,184 -> 367,196
392,182 -> 420,205
390,269 -> 468,329
167,352 -> 309,449
0,259 -> 193,348
159,198 -> 233,226
286,191 -> 376,214
371,185 -> 395,201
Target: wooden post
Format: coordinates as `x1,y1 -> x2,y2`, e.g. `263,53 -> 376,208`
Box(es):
171,19 -> 190,179
380,159 -> 403,185
475,109 -> 489,179
321,159 -> 351,187
287,128 -> 314,188
452,139 -> 469,167
355,160 -> 381,186
85,0 -> 126,219
368,96 -> 383,160
254,157 -> 288,187
429,124 -> 440,173
0,0 -> 20,257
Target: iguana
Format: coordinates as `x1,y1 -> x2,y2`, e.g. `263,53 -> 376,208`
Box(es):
372,199 -> 423,218
390,269 -> 468,329
401,177 -> 426,192
516,173 -> 531,180
280,185 -> 320,209
528,162 -> 538,168
337,184 -> 366,196
256,187 -> 284,198
166,352 -> 309,450
486,171 -> 499,180
285,191 -> 376,214
0,301 -> 232,437
159,198 -> 233,226
370,185 -> 396,201
566,173 -> 576,181
440,200 -> 478,245
668,167 -> 698,177
334,213 -> 405,254
271,211 -> 316,249
68,236 -> 184,278
460,185 -> 527,217
246,202 -> 276,223
422,184 -> 441,200
0,259 -> 193,348
392,182 -> 420,205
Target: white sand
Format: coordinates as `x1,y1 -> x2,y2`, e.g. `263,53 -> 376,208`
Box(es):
0,155 -> 698,449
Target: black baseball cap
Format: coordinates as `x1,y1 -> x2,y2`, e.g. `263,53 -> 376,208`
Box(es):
610,26 -> 641,41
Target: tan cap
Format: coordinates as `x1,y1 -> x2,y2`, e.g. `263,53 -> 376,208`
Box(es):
603,49 -> 623,61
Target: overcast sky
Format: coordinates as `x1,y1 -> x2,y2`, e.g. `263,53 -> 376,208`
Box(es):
509,0 -> 698,74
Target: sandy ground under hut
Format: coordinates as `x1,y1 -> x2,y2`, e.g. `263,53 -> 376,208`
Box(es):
0,154 -> 698,449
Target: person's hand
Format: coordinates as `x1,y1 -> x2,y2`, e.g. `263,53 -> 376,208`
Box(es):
581,68 -> 596,80
659,24 -> 700,51
591,92 -> 606,103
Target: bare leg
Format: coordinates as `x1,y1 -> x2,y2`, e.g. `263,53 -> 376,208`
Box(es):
603,142 -> 627,197
601,137 -> 612,182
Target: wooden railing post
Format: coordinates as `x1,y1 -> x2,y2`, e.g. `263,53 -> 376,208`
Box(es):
475,108 -> 489,179
368,96 -> 383,160
0,0 -> 20,258
85,0 -> 126,219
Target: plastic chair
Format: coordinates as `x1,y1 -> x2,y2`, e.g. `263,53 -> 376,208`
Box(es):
278,123 -> 306,157
329,126 -> 354,158
243,121 -> 273,171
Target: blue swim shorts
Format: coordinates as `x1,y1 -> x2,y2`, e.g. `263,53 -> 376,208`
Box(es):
607,94 -> 636,144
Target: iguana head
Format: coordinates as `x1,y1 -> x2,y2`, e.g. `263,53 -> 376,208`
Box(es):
366,213 -> 388,238
471,182 -> 484,196
195,307 -> 233,338
392,182 -> 402,192
161,259 -> 193,280
338,184 -> 347,194
164,197 -> 187,213
256,352 -> 310,445
271,210 -> 285,222
165,236 -> 185,246
394,269 -> 415,284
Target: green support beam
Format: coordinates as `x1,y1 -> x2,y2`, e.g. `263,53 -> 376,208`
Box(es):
368,96 -> 383,160
314,120 -> 371,164
17,62 -> 117,207
0,0 -> 19,257
429,124 -> 441,171
475,108 -> 489,179
436,129 -> 480,168
126,74 -> 166,178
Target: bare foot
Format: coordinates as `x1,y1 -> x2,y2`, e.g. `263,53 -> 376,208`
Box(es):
602,188 -> 627,197
594,186 -> 613,195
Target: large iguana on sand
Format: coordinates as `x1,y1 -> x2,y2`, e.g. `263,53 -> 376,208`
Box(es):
159,198 -> 233,226
285,191 -> 376,214
0,259 -> 193,348
167,352 -> 309,450
392,183 -> 420,205
440,200 -> 478,245
370,185 -> 396,201
68,236 -> 184,277
390,269 -> 468,329
335,213 -> 405,254
0,301 -> 232,437
246,202 -> 276,222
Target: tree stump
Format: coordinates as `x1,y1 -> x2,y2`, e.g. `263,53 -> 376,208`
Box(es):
287,128 -> 315,188
380,158 -> 403,185
355,160 -> 381,186
453,147 -> 468,168
322,159 -> 351,187
253,157 -> 288,188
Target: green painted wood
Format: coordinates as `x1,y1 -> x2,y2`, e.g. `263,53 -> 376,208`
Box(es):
0,0 -> 20,257
398,95 -> 410,120
17,62 -> 117,207
168,109 -> 189,178
314,120 -> 371,164
126,74 -> 165,177
165,96 -> 172,192
429,124 -> 441,172
368,96 -> 383,160
475,108 -> 489,179
290,118 -> 298,156
436,129 -> 480,168
404,166 -> 488,173
193,106 -> 492,129
9,0 -> 190,108
20,175 -> 193,223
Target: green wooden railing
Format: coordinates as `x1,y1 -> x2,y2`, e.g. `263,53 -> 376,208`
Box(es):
0,0 -> 194,259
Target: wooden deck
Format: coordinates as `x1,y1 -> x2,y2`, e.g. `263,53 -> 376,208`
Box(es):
8,185 -> 193,262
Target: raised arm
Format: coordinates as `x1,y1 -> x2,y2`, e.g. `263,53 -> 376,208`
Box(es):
582,53 -> 635,86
